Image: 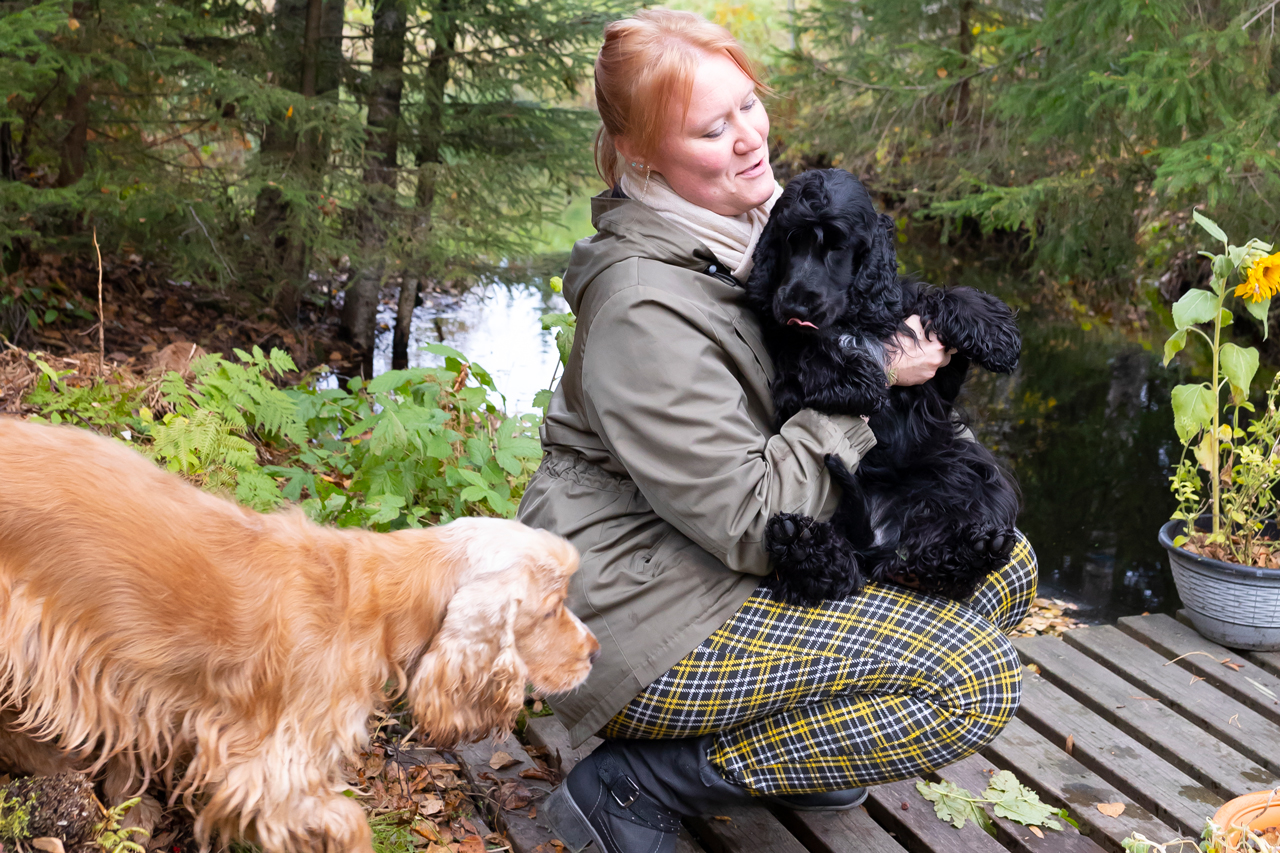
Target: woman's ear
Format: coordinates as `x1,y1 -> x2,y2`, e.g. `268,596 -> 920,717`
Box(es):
411,589 -> 528,747
613,134 -> 640,166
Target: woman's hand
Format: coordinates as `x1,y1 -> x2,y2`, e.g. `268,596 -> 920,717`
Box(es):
886,315 -> 954,386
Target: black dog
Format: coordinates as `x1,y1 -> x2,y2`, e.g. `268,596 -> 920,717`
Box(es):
744,169 -> 1021,605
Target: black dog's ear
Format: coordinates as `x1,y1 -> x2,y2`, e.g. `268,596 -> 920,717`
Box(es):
744,211 -> 785,317
849,213 -> 902,331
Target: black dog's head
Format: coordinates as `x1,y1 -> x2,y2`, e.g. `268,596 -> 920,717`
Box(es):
746,169 -> 902,340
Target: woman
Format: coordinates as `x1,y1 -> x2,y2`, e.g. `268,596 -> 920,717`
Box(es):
517,10 -> 1037,853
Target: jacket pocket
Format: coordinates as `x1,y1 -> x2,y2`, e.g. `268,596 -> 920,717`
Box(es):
640,527 -> 676,574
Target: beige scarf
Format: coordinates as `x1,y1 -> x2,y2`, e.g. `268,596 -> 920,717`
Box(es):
619,170 -> 784,280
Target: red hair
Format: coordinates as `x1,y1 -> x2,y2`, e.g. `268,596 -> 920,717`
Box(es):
593,8 -> 768,188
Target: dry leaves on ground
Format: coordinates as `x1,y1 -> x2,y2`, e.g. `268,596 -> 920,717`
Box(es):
347,710 -> 501,853
1010,598 -> 1087,639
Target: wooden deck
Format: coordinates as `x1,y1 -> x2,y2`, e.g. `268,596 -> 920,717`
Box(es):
452,613 -> 1280,853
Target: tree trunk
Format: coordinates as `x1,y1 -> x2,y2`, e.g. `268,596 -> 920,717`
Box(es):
391,275 -> 420,368
955,0 -> 975,123
389,0 -> 456,368
342,0 -> 408,354
55,81 -> 90,188
254,0 -> 345,323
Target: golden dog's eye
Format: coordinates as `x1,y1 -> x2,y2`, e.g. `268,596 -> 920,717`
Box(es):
545,603 -> 562,620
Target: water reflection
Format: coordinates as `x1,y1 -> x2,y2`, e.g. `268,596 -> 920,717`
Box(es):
373,282 -> 569,413
960,325 -> 1182,622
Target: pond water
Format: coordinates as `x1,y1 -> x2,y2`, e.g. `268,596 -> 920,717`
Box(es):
373,282 -> 569,414
374,268 -> 1185,625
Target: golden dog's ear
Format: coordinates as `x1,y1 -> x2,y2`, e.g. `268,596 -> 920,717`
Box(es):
411,587 -> 528,746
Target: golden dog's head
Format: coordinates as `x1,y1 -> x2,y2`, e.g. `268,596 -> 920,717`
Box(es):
408,518 -> 597,745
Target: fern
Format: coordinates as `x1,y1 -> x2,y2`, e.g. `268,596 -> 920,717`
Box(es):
20,346 -> 545,529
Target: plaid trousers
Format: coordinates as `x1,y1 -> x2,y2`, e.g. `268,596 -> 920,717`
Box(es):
601,532 -> 1037,795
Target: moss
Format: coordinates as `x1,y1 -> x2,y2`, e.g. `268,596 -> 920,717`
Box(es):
0,789 -> 36,843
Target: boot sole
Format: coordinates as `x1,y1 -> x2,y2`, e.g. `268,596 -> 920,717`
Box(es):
769,788 -> 870,812
542,784 -> 608,853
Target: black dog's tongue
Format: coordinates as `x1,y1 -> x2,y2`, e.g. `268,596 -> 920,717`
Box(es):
787,318 -> 818,330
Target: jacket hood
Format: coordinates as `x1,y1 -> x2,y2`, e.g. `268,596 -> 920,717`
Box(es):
562,192 -> 720,315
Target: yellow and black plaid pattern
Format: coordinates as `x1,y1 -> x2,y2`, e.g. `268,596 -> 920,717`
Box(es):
602,532 -> 1036,795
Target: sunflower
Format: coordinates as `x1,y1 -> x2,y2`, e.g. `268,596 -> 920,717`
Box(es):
1234,251 -> 1280,303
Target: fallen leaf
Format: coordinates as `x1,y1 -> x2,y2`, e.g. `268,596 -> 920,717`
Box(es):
1064,735 -> 1074,756
458,835 -> 485,853
519,766 -> 558,783
1222,659 -> 1244,672
420,795 -> 444,816
489,750 -> 521,771
713,815 -> 732,822
529,805 -> 537,819
1097,802 -> 1125,818
32,839 -> 64,853
496,780 -> 533,810
1029,826 -> 1044,838
1190,675 -> 1205,685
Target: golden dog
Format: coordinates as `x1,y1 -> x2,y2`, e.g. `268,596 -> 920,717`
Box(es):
0,418 -> 597,852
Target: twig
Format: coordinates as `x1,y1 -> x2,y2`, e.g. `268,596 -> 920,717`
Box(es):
186,205 -> 237,282
92,226 -> 104,374
1162,650 -> 1221,666
1243,0 -> 1280,30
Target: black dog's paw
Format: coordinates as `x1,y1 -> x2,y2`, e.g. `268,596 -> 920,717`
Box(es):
970,322 -> 1021,375
920,287 -> 1021,375
765,513 -> 822,566
969,525 -> 1013,563
764,513 -> 866,606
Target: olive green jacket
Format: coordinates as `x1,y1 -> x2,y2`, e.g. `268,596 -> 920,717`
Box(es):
516,193 -> 877,747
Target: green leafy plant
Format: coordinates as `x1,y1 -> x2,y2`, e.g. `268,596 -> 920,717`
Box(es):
1164,211 -> 1280,564
916,771 -> 1067,836
21,343 -> 544,530
95,797 -> 150,853
535,274 -> 576,413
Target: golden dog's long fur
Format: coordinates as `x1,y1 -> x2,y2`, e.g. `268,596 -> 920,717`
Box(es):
0,418 -> 597,853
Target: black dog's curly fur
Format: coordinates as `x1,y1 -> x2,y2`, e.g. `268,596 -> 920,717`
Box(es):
744,169 -> 1022,606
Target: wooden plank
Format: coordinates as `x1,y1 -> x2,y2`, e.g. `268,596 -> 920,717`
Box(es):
521,713 -> 603,776
864,776 -> 1009,852
770,798 -> 906,853
1016,635 -> 1278,798
1014,669 -> 1221,833
1249,651 -> 1280,679
1175,609 -> 1280,678
936,753 -> 1107,853
686,805 -> 809,853
1117,613 -> 1280,725
982,717 -> 1176,853
1063,626 -> 1280,777
456,735 -> 561,853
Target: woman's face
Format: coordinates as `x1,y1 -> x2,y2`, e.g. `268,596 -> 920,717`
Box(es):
632,51 -> 774,216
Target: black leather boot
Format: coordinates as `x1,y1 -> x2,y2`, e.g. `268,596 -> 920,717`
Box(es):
541,736 -> 752,853
768,788 -> 868,811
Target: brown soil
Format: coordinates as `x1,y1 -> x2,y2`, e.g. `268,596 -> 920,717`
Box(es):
3,252 -> 366,379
